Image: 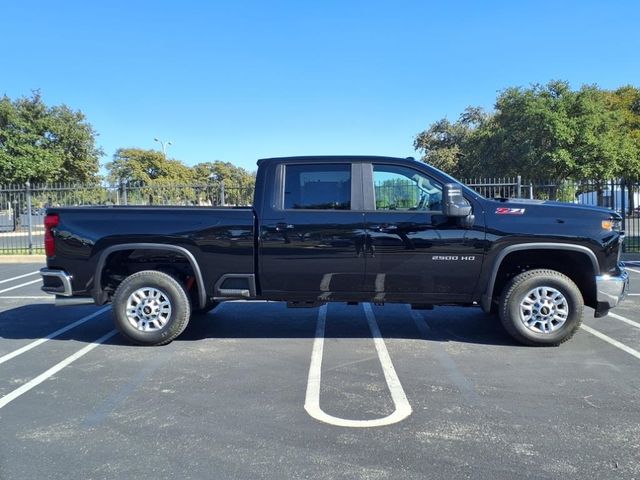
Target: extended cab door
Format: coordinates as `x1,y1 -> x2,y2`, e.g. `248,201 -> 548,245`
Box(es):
259,161 -> 367,300
362,162 -> 485,303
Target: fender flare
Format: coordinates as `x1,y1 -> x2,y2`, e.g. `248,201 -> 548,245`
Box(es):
481,242 -> 599,312
93,243 -> 207,309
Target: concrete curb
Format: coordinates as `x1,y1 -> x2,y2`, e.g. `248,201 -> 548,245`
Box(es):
0,255 -> 46,264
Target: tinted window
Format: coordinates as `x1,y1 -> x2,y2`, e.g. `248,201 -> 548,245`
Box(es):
373,164 -> 442,211
284,164 -> 351,210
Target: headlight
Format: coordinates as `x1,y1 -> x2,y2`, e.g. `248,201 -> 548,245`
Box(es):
602,219 -> 622,232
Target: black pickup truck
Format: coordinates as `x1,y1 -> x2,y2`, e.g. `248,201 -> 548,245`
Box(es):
40,156 -> 628,346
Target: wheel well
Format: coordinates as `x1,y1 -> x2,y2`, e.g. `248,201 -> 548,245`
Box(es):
492,249 -> 597,309
99,248 -> 202,306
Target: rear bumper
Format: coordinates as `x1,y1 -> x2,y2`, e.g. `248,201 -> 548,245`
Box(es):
596,266 -> 629,309
40,268 -> 73,296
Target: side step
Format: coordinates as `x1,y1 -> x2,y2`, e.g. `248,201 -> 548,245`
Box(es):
55,296 -> 95,307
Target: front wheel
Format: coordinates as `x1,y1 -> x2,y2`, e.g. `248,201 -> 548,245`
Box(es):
499,269 -> 584,346
112,270 -> 191,346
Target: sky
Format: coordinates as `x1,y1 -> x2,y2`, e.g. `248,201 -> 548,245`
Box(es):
2,0 -> 639,173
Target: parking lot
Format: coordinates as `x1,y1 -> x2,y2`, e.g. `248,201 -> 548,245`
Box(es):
0,262 -> 639,479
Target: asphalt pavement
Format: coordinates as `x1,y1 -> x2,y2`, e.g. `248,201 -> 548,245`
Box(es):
0,262 -> 639,479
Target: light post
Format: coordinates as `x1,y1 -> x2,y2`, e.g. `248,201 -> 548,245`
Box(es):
154,138 -> 172,157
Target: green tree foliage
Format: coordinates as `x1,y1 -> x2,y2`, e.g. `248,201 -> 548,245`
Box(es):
192,161 -> 255,186
192,161 -> 256,205
413,107 -> 489,178
415,81 -> 640,181
0,91 -> 102,184
107,148 -> 195,185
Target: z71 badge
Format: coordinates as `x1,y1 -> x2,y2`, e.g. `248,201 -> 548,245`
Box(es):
495,207 -> 526,215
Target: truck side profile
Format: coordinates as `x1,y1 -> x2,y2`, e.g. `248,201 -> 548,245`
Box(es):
40,156 -> 629,346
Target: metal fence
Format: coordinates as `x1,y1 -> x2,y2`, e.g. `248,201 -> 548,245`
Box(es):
464,177 -> 640,252
0,182 -> 254,254
1,178 -> 637,254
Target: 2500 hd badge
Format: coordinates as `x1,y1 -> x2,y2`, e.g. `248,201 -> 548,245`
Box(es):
432,255 -> 477,261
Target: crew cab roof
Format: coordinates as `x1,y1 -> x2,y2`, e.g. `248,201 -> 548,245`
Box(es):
256,155 -> 419,167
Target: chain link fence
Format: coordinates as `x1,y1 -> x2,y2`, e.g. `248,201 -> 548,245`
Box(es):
1,178 -> 637,254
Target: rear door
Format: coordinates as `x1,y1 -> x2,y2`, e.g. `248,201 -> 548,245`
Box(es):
362,162 -> 484,303
259,162 -> 366,300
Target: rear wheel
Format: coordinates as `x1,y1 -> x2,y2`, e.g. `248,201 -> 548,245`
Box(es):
499,269 -> 583,346
112,270 -> 191,346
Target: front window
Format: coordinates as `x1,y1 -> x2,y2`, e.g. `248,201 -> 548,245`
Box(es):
373,164 -> 442,211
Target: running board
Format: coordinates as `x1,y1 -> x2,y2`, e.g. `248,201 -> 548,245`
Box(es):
55,296 -> 95,307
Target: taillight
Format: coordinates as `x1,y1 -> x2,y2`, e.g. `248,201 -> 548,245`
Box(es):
44,214 -> 59,257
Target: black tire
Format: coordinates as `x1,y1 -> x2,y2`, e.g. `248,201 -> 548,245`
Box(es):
112,270 -> 191,346
499,269 -> 584,346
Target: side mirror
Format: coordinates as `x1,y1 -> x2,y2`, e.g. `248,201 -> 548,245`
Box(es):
443,183 -> 472,217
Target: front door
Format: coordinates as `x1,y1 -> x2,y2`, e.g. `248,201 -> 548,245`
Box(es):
259,162 -> 366,300
363,163 -> 484,303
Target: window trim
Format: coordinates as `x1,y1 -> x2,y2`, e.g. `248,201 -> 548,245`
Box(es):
364,163 -> 445,213
277,162 -> 359,212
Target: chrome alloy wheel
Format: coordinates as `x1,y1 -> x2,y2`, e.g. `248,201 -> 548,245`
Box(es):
519,286 -> 569,334
125,287 -> 172,332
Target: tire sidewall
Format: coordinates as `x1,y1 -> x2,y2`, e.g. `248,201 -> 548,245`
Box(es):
113,272 -> 189,345
503,272 -> 583,346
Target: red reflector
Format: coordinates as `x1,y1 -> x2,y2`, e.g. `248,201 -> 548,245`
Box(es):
44,214 -> 59,257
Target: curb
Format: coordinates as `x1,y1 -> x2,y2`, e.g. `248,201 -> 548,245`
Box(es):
0,255 -> 46,264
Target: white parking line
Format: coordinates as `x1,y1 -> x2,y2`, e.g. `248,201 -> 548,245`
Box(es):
0,296 -> 53,300
607,312 -> 640,330
0,329 -> 117,410
0,279 -> 41,295
0,307 -> 110,366
625,267 -> 640,274
304,303 -> 412,428
581,325 -> 640,361
0,271 -> 39,285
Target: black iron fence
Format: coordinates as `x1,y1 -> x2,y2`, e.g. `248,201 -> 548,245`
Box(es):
0,182 -> 253,254
1,178 -> 637,254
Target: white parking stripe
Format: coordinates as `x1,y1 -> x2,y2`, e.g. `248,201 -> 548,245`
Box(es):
304,303 -> 412,428
608,312 -> 640,330
0,271 -> 39,285
625,267 -> 640,274
0,329 -> 117,410
581,325 -> 640,361
0,296 -> 53,300
0,279 -> 41,295
0,307 -> 110,366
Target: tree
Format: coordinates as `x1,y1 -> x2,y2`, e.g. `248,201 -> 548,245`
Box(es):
107,148 -> 195,185
413,107 -> 489,178
0,91 -> 102,184
414,81 -> 640,181
192,161 -> 255,205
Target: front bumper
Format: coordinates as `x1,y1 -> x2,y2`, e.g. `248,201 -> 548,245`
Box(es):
596,266 -> 629,309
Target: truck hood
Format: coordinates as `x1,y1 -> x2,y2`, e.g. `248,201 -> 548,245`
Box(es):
489,198 -> 621,219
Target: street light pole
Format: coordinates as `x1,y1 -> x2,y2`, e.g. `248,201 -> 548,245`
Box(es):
154,138 -> 173,157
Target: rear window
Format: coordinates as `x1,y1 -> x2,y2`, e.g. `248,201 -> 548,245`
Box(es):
283,164 -> 351,210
